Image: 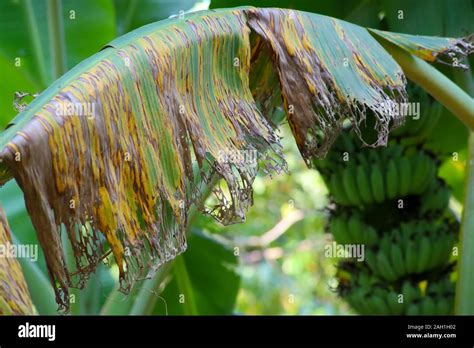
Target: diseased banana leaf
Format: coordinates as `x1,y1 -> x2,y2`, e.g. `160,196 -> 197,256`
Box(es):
371,29 -> 474,67
0,206 -> 34,315
0,7 -> 471,312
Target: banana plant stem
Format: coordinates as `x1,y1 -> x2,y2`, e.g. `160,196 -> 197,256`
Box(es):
47,0 -> 67,80
455,131 -> 474,314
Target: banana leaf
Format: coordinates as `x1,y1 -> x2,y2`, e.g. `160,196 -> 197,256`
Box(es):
0,7 -> 471,312
371,29 -> 473,67
0,206 -> 34,315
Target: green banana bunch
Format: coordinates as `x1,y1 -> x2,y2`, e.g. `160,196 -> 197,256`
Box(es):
338,263 -> 455,315
343,162 -> 364,206
329,213 -> 352,245
318,117 -> 458,316
396,156 -> 412,197
366,221 -> 456,281
420,180 -> 451,216
326,171 -> 351,205
377,145 -> 438,200
356,164 -> 375,204
370,164 -> 386,203
390,83 -> 443,141
410,150 -> 437,194
404,277 -> 455,315
321,142 -> 439,207
330,211 -> 378,246
386,159 -> 399,199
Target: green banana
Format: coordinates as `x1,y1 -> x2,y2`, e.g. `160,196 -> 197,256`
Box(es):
373,287 -> 387,299
390,243 -> 406,277
416,236 -> 432,274
411,151 -> 428,193
330,217 -> 345,245
428,230 -> 449,269
418,102 -> 443,139
342,164 -> 363,205
356,165 -> 374,205
364,296 -> 379,315
439,234 -> 455,264
365,250 -> 379,275
348,290 -> 372,315
420,184 -> 451,215
364,226 -> 378,247
368,150 -> 381,166
415,155 -> 435,194
400,223 -> 415,243
386,159 -> 399,199
445,281 -> 455,296
340,134 -> 355,153
386,291 -> 403,315
420,191 -> 434,215
402,281 -> 419,305
410,111 -> 428,135
436,297 -> 451,315
403,146 -> 417,157
376,251 -> 398,282
330,172 -> 351,205
405,240 -> 418,274
387,144 -> 404,159
420,296 -> 436,315
356,153 -> 371,172
427,280 -> 441,296
367,295 -> 390,315
357,270 -> 373,289
379,146 -> 391,162
380,236 -> 392,258
370,164 -> 386,203
406,304 -> 420,315
347,214 -> 364,243
397,156 -> 412,196
435,185 -> 451,212
336,215 -> 352,245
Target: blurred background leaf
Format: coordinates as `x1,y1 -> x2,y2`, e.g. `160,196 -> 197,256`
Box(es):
210,0 -> 381,27
153,230 -> 240,315
0,0 -> 197,128
114,0 -> 197,35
